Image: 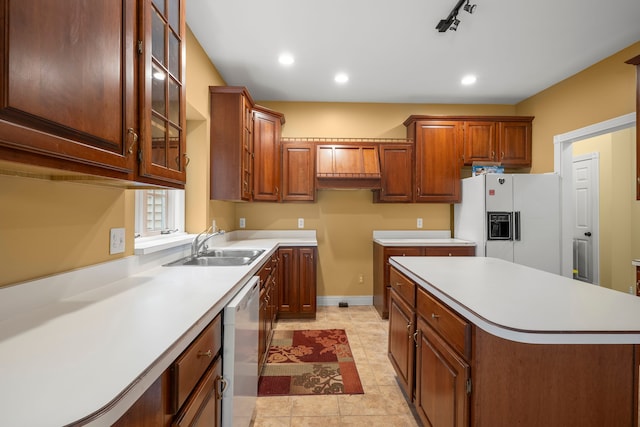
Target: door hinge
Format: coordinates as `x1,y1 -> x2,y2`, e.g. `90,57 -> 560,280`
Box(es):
466,378 -> 472,395
137,40 -> 143,55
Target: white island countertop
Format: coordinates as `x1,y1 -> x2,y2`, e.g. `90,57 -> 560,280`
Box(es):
373,230 -> 475,247
0,230 -> 316,427
390,256 -> 640,345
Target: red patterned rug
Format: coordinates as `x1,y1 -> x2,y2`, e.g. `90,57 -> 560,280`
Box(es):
258,329 -> 364,396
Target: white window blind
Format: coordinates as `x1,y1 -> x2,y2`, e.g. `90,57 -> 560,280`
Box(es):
135,189 -> 185,238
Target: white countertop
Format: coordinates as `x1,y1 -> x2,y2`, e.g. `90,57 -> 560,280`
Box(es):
0,231 -> 316,427
372,230 -> 475,247
390,256 -> 640,345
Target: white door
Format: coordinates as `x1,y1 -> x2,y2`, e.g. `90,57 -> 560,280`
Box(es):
572,154 -> 598,283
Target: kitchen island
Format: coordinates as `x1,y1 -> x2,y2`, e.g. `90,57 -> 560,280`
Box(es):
0,230 -> 317,426
389,256 -> 640,427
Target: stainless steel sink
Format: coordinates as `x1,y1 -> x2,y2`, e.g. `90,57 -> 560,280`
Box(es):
164,249 -> 265,267
201,249 -> 264,258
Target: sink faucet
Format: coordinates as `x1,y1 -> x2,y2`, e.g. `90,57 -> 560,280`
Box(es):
191,226 -> 225,258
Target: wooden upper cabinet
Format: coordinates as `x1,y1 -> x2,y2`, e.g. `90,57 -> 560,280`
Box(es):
316,144 -> 381,189
253,106 -> 285,202
462,117 -> 533,167
138,0 -> 187,187
497,120 -> 532,166
406,118 -> 462,203
463,121 -> 497,164
209,86 -> 255,201
375,143 -> 414,203
0,0 -> 137,179
281,141 -> 316,202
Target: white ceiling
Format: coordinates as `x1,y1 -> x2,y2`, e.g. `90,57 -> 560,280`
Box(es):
186,0 -> 640,105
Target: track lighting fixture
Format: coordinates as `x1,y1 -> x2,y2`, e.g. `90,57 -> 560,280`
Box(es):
435,0 -> 477,32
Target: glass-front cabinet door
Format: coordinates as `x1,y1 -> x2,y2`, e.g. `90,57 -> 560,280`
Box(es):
139,0 -> 186,187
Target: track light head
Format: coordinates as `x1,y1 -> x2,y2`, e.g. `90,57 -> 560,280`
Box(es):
464,2 -> 477,14
435,0 -> 477,33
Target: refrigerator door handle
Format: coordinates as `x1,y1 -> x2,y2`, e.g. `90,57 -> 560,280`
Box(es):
514,211 -> 521,241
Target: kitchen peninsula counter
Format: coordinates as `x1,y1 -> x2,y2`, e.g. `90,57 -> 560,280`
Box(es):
390,256 -> 640,344
0,230 -> 317,427
389,256 -> 640,426
373,229 -> 475,247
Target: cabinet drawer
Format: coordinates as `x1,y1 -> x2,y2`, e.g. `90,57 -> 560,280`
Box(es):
173,314 -> 222,410
417,287 -> 470,359
389,267 -> 416,306
172,358 -> 223,427
423,246 -> 475,257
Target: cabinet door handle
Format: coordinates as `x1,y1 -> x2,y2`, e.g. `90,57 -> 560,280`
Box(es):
197,349 -> 213,358
127,128 -> 138,154
215,376 -> 228,400
431,313 -> 440,319
275,186 -> 279,195
413,330 -> 419,347
406,322 -> 412,337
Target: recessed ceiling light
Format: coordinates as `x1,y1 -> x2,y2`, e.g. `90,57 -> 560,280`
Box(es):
461,75 -> 477,85
278,53 -> 295,66
334,73 -> 349,84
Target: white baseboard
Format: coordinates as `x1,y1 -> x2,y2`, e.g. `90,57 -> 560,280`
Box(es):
317,296 -> 373,307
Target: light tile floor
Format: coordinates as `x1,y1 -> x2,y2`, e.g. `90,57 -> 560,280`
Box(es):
252,305 -> 421,427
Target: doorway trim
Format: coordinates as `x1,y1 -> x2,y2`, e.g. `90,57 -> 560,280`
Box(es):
554,112 -> 636,278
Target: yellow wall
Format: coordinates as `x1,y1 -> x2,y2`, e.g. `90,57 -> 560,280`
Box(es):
185,27 -> 235,233
515,42 -> 639,173
515,42 -> 640,293
0,30 -> 638,293
0,27 -> 233,287
0,176 -> 129,286
239,102 -> 513,297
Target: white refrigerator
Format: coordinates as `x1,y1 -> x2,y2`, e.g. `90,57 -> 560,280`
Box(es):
454,173 -> 561,274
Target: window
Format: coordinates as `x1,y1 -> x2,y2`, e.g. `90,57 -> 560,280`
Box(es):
135,189 -> 185,238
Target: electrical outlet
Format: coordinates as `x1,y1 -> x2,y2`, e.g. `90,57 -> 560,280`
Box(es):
239,218 -> 246,229
358,274 -> 364,284
417,218 -> 423,228
109,228 -> 125,255
298,218 -> 304,229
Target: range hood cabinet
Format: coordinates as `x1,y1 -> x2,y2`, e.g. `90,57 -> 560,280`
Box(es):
316,144 -> 382,190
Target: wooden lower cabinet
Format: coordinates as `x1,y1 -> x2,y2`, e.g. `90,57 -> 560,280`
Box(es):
388,266 -> 638,427
415,317 -> 469,427
387,287 -> 415,399
114,313 -> 224,427
373,243 -> 475,319
172,358 -> 223,427
259,253 -> 279,372
277,247 -> 317,319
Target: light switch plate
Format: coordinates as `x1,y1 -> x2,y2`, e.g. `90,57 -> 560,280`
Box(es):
417,218 -> 423,229
109,228 -> 125,255
239,218 -> 246,228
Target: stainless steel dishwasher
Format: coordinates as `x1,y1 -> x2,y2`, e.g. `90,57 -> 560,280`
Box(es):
222,276 -> 260,427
